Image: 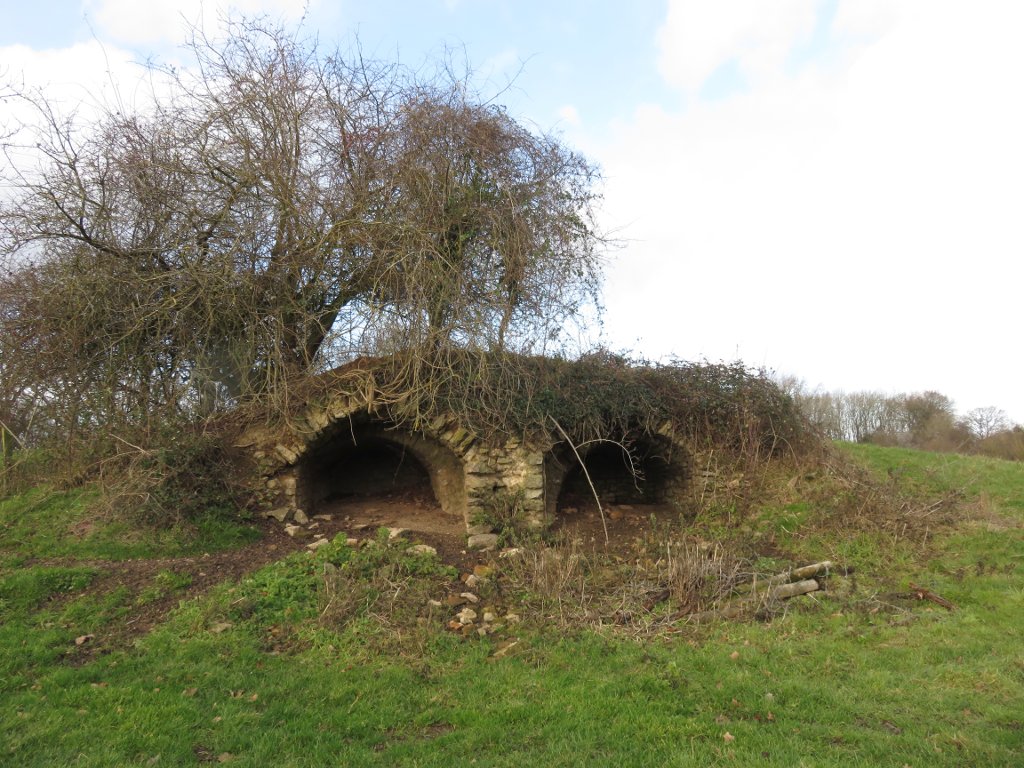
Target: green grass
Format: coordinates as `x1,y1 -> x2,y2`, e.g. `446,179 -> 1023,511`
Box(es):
0,485 -> 258,563
839,441 -> 1024,517
1,446 -> 1023,765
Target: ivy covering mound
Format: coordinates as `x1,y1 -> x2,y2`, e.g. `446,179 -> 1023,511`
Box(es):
288,350 -> 814,455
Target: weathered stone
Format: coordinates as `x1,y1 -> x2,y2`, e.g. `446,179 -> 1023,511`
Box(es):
387,527 -> 408,541
262,507 -> 290,522
456,607 -> 477,624
523,473 -> 545,490
482,611 -> 496,623
460,592 -> 479,603
306,409 -> 330,433
467,533 -> 499,550
280,476 -> 297,497
293,509 -> 309,525
284,524 -> 309,539
446,594 -> 468,607
464,574 -> 481,589
467,524 -> 493,536
306,538 -> 330,552
312,514 -> 333,521
406,544 -> 437,557
523,488 -> 543,500
274,443 -> 299,464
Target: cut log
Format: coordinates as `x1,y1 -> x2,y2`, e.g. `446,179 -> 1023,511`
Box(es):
789,561 -> 833,580
770,579 -> 820,600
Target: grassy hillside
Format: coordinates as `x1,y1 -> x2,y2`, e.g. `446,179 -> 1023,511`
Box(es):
1,444 -> 1022,766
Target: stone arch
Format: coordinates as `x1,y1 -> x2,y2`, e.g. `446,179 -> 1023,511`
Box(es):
545,432 -> 691,518
296,411 -> 468,523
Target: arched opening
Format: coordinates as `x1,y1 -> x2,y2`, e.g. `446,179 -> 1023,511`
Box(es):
548,435 -> 687,519
297,415 -> 467,525
308,437 -> 434,503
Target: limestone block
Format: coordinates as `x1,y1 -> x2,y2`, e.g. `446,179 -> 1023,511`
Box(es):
523,473 -> 545,491
330,398 -> 352,419
307,408 -> 330,432
467,533 -> 499,550
274,443 -> 300,465
281,475 -> 297,497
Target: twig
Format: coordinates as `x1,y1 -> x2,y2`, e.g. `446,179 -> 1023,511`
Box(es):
909,582 -> 955,611
549,416 -> 609,544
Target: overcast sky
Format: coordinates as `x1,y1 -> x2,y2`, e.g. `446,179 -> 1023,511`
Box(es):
2,0 -> 1023,422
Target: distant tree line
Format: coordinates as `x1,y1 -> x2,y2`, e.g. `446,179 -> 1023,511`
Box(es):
776,377 -> 1024,461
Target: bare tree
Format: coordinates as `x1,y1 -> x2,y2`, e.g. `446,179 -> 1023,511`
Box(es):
964,406 -> 1009,440
0,18 -> 604,441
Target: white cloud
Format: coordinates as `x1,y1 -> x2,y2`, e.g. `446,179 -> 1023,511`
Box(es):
656,0 -> 818,93
1,40 -> 145,132
83,0 -> 313,46
598,0 -> 1024,419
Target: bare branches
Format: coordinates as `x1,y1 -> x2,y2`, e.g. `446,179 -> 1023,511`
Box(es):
0,17 -> 606,447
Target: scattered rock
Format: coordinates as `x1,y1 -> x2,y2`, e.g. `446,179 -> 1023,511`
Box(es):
262,507 -> 290,522
498,548 -> 523,559
472,564 -> 495,578
387,527 -> 408,541
312,514 -> 333,521
345,538 -> 359,547
406,544 -> 437,557
306,538 -> 330,552
467,533 -> 499,550
456,607 -> 478,624
284,524 -> 309,539
446,594 -> 468,607
482,611 -> 496,623
293,509 -> 309,525
427,599 -> 443,608
504,613 -> 521,624
460,592 -> 479,603
464,574 -> 481,589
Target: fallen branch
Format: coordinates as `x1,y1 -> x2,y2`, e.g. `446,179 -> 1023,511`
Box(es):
549,417 -> 609,544
909,582 -> 955,611
684,560 -> 833,623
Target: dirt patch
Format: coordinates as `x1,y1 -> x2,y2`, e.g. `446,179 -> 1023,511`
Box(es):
45,492 -> 491,660
551,501 -> 685,555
